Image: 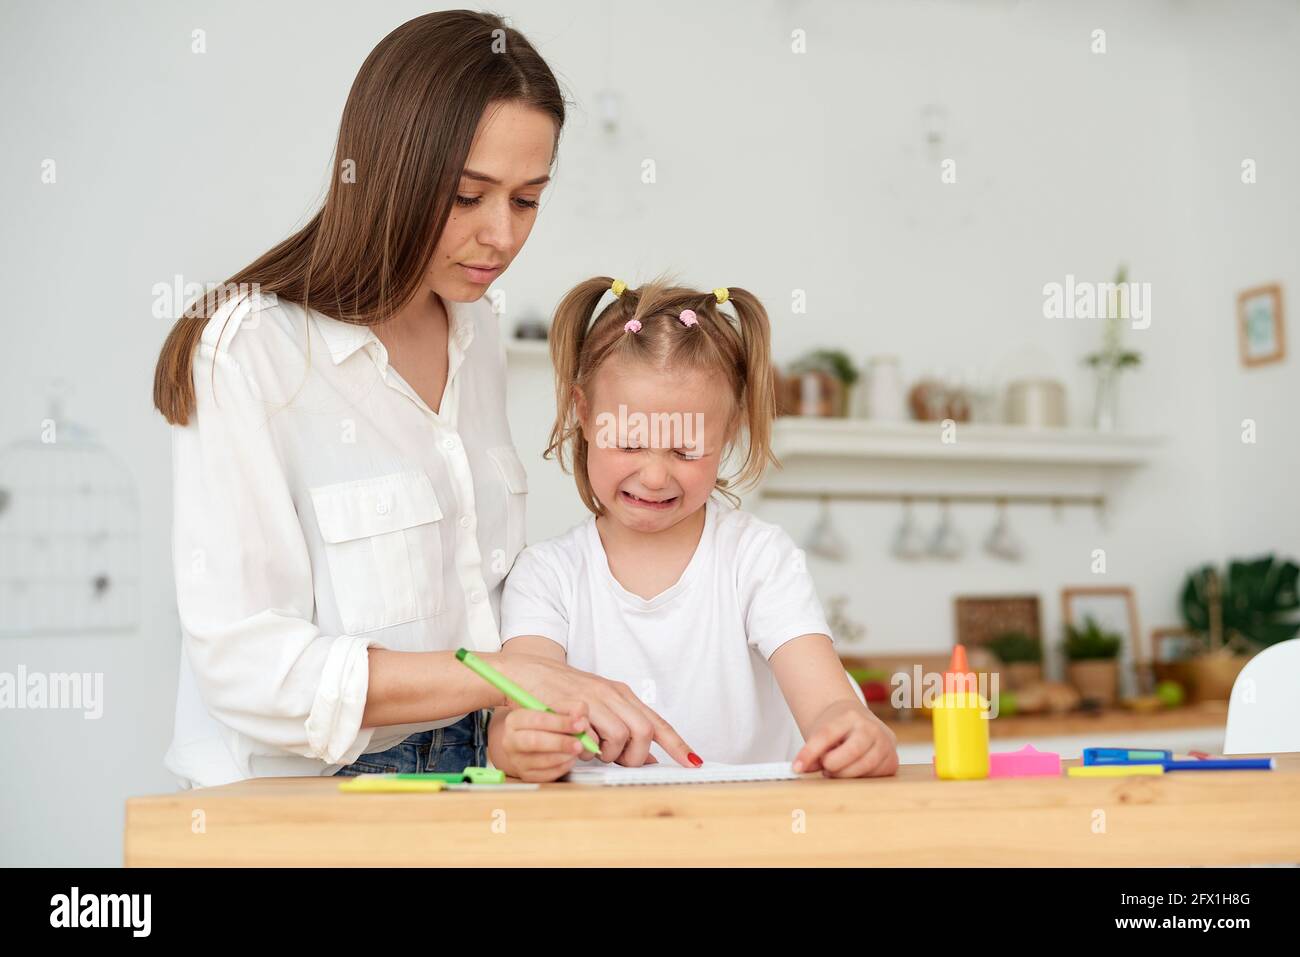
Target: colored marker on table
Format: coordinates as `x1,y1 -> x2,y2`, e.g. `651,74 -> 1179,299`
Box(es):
392,767 -> 507,784
456,648 -> 601,755
1069,764 -> 1166,778
1081,748 -> 1274,772
1084,748 -> 1171,766
339,768 -> 519,793
339,776 -> 447,793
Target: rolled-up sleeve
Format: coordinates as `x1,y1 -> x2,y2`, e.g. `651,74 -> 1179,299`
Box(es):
172,343 -> 378,765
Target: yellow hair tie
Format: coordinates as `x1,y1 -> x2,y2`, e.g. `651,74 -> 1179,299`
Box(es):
713,287 -> 730,304
611,279 -> 627,298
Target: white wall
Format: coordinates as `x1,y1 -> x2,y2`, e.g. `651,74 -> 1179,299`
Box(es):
505,0 -> 1299,676
0,0 -> 1295,866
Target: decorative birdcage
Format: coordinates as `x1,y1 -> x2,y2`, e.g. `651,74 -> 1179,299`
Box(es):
0,385 -> 140,637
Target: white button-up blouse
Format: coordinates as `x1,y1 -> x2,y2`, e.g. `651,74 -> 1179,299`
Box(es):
164,291 -> 528,788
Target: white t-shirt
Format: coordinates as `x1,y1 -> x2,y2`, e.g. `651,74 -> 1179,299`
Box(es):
499,494 -> 837,765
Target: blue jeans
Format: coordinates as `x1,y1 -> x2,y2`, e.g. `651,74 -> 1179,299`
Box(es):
333,710 -> 489,776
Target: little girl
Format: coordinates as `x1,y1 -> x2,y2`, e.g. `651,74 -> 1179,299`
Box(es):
488,276 -> 898,782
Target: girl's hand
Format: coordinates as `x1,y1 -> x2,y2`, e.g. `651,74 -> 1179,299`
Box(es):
792,700 -> 899,778
487,700 -> 593,783
491,651 -> 698,769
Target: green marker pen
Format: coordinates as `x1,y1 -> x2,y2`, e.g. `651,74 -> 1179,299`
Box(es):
456,648 -> 601,755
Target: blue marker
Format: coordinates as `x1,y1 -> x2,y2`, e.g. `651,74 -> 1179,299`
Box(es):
1084,748 -> 1171,766
1082,748 -> 1273,771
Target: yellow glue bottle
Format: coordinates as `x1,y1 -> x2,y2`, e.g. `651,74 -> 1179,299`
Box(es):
932,644 -> 990,780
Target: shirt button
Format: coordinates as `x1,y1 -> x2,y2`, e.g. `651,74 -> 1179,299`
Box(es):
470,590 -> 485,604
459,516 -> 472,529
443,437 -> 458,451
376,501 -> 390,516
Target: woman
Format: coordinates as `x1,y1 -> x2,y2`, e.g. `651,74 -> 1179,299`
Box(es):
153,11 -> 694,788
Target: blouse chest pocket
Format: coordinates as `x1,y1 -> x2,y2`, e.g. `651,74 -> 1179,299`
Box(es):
485,446 -> 529,573
309,470 -> 444,636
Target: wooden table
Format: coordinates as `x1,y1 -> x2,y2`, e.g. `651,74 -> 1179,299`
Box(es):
125,754 -> 1300,867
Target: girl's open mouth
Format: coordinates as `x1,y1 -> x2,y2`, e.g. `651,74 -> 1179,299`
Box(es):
619,490 -> 678,510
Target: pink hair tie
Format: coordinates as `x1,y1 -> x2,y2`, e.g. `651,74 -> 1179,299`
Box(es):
679,309 -> 698,327
624,319 -> 642,333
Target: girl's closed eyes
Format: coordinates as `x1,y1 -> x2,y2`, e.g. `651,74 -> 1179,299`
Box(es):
618,447 -> 703,459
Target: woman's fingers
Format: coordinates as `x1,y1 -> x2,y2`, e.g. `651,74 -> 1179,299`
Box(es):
581,699 -> 629,764
551,699 -> 595,746
504,656 -> 696,767
610,681 -> 697,767
552,698 -> 590,723
586,682 -> 667,764
603,683 -> 656,767
646,712 -> 697,767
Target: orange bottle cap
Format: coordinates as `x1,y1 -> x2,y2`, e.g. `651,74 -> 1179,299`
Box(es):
944,644 -> 975,694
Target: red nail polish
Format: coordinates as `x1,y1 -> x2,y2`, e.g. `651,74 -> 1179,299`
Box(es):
688,752 -> 703,767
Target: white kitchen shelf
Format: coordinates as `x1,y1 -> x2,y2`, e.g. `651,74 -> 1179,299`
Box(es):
756,418 -> 1164,504
770,418 -> 1161,467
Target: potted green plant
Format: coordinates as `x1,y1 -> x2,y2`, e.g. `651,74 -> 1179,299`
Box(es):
985,630 -> 1043,690
1178,554 -> 1299,701
787,349 -> 860,417
1063,616 -> 1123,707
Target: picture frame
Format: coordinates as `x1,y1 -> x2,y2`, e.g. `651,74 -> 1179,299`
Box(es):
953,594 -> 1042,652
1062,586 -> 1141,686
1150,626 -> 1201,664
1237,283 -> 1286,367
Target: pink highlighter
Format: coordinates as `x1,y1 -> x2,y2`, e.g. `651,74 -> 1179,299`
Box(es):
988,744 -> 1062,778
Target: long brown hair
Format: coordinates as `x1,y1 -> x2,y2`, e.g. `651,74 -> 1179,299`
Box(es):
545,276 -> 779,515
153,10 -> 566,425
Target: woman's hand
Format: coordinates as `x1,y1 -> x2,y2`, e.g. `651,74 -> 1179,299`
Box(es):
487,700 -> 594,783
792,699 -> 899,778
488,651 -> 699,769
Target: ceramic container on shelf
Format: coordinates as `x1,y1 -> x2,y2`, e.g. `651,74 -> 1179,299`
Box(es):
857,356 -> 906,421
1005,378 -> 1066,428
796,369 -> 844,417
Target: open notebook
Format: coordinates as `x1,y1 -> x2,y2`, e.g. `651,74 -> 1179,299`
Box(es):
564,761 -> 800,786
